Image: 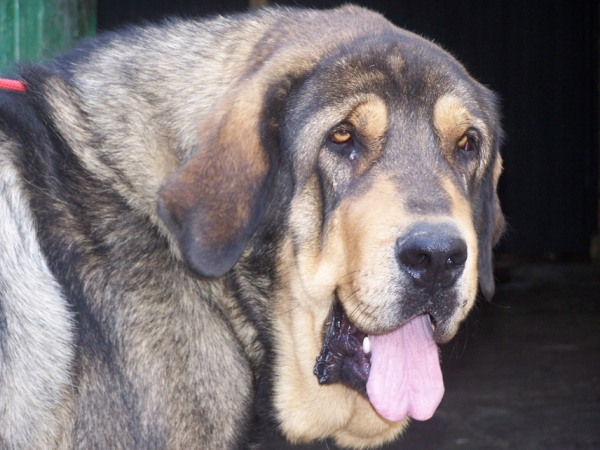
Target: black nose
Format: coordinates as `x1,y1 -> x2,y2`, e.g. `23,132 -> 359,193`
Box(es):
396,224 -> 468,292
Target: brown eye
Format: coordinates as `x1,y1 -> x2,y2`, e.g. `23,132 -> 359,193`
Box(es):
457,135 -> 474,152
332,130 -> 352,144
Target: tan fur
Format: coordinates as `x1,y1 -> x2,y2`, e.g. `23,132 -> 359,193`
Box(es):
335,176 -> 411,332
347,97 -> 388,174
273,231 -> 406,448
439,177 -> 481,337
273,173 -> 481,447
433,94 -> 473,163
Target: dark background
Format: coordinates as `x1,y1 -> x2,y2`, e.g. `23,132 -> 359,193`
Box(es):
97,0 -> 600,260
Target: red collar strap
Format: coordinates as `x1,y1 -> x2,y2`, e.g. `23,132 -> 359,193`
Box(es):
0,78 -> 27,92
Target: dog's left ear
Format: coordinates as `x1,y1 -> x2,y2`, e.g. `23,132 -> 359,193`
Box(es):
157,86 -> 274,278
476,144 -> 505,301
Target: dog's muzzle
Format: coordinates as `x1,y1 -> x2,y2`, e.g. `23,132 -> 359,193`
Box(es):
313,223 -> 470,423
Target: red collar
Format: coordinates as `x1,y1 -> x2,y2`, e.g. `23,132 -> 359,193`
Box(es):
0,78 -> 27,92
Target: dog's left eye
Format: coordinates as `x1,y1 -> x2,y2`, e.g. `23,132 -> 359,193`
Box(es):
327,125 -> 366,170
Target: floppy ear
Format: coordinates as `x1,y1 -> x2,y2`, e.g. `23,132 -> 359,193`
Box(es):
157,87 -> 273,278
476,147 -> 505,301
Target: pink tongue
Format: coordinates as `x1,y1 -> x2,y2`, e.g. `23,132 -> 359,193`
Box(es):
366,314 -> 444,422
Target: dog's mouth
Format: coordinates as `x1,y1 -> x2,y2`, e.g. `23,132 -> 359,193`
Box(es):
313,298 -> 445,422
313,299 -> 371,395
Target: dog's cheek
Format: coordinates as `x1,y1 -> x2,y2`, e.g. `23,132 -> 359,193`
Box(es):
333,176 -> 411,330
284,177 -> 350,305
272,202 -> 356,443
442,178 -> 481,316
273,183 -> 409,447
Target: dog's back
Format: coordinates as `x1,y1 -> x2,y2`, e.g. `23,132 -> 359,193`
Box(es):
0,12 -> 264,449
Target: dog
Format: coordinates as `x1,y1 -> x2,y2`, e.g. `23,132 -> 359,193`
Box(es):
0,5 -> 504,449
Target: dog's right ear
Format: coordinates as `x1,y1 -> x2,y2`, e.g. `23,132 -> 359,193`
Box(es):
157,86 -> 273,278
476,144 -> 505,301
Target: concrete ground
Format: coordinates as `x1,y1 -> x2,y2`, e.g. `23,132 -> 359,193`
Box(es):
258,261 -> 600,450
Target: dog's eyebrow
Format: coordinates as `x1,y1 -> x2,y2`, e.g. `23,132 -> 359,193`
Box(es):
432,94 -> 473,139
347,97 -> 388,141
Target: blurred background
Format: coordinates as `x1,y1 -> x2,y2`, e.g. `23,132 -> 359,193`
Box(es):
1,1 -> 598,448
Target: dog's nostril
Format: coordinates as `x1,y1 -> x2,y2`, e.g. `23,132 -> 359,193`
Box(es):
447,247 -> 468,267
396,225 -> 467,290
400,250 -> 430,270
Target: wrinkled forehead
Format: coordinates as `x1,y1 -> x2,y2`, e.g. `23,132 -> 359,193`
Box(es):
337,34 -> 479,89
283,36 -> 498,175
287,34 -> 494,129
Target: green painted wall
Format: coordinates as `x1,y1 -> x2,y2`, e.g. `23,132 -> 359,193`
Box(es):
0,0 -> 96,71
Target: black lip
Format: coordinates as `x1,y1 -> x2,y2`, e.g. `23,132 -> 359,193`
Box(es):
313,298 -> 371,396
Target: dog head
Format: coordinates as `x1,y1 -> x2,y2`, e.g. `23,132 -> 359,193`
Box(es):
158,6 -> 503,449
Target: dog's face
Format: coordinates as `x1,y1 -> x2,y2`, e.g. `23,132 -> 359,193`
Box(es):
282,50 -> 497,340
158,8 -> 503,449
269,44 -> 503,448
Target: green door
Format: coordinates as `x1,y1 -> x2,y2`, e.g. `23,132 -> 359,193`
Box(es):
0,0 -> 96,71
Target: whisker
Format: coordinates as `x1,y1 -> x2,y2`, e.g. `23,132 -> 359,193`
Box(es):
342,288 -> 361,302
281,303 -> 301,315
349,299 -> 379,327
338,270 -> 361,280
337,272 -> 369,286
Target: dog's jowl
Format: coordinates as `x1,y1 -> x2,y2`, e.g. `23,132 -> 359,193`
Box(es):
0,6 -> 503,449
